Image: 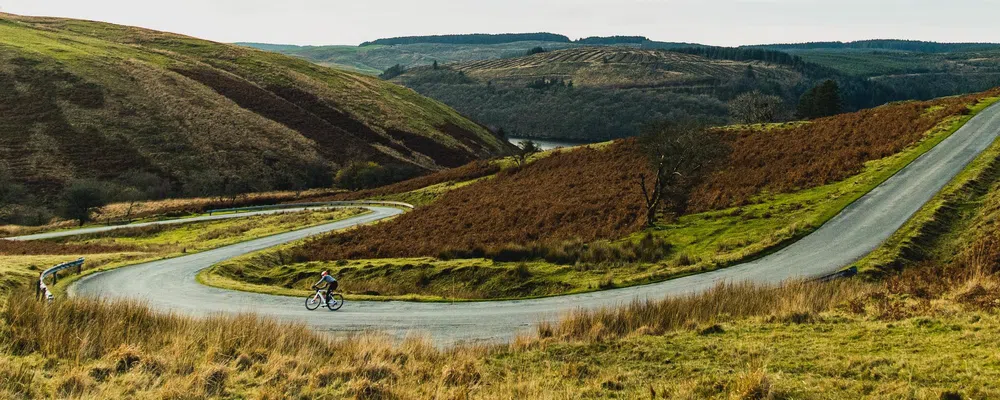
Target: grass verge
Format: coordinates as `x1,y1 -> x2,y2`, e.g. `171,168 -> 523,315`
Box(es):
858,99 -> 1000,273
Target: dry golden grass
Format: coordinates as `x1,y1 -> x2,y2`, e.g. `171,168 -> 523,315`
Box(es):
7,259 -> 1000,399
1,291 -> 494,399
537,279 -> 872,341
96,189 -> 343,222
0,189 -> 343,238
0,239 -> 135,256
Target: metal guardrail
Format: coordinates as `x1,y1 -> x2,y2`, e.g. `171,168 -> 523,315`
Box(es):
206,200 -> 415,215
815,266 -> 858,282
37,258 -> 84,301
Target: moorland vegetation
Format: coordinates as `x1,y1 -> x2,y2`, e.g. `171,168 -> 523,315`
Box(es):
198,89 -> 1000,302
0,13 -> 509,226
300,89 -> 1000,261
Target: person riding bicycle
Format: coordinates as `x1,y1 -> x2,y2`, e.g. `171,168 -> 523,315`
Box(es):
312,271 -> 338,301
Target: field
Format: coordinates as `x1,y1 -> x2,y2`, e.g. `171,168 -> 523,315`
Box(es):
0,13 -> 508,223
199,90 -> 1000,301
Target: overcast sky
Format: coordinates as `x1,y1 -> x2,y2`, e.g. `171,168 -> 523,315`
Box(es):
2,0 -> 999,46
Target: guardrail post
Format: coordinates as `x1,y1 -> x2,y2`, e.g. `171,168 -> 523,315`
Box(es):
53,271 -> 58,284
36,273 -> 41,299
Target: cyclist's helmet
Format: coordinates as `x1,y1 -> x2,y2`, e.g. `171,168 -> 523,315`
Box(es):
321,271 -> 329,277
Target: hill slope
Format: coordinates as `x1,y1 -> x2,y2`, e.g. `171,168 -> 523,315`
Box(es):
391,47 -> 804,140
445,47 -> 800,89
0,13 -> 509,206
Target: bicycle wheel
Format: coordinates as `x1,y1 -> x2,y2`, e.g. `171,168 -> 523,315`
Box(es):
305,294 -> 322,310
327,294 -> 344,311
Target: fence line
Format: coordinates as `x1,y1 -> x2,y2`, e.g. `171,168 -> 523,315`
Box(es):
37,258 -> 85,301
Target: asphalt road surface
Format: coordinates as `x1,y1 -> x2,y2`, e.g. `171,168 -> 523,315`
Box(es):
6,206 -> 346,241
73,103 -> 1000,345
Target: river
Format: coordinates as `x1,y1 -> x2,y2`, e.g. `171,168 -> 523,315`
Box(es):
507,137 -> 592,151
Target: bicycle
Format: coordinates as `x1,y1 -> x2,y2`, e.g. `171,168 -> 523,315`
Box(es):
305,287 -> 344,311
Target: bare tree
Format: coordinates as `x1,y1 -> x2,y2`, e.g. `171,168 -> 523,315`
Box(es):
60,179 -> 110,226
729,90 -> 784,125
637,120 -> 728,227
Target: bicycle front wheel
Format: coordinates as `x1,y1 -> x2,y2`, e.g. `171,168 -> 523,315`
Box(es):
327,294 -> 344,311
305,294 -> 322,310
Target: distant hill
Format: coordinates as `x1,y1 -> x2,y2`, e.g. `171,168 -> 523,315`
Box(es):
576,36 -> 648,45
0,13 -> 509,217
441,47 -> 800,89
749,39 -> 1000,53
390,45 -> 1000,141
242,34 -> 1000,141
360,33 -> 571,47
237,41 -> 580,75
392,47 -> 802,140
238,35 -> 709,76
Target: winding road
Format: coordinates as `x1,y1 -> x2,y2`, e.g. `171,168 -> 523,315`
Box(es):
69,103 -> 1000,345
6,206 -> 344,241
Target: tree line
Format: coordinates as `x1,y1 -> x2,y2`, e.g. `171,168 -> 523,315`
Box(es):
361,33 -> 572,47
576,36 -> 649,45
751,40 -> 1000,53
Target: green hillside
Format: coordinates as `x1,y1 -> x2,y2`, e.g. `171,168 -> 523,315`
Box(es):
445,47 -> 800,88
237,41 -> 580,75
0,13 -> 509,218
752,39 -> 1000,53
389,47 -> 801,140
236,35 -> 701,76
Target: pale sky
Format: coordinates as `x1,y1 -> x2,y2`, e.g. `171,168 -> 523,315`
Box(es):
2,0 -> 998,46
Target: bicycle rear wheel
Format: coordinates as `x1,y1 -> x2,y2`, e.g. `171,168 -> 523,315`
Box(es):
327,294 -> 344,311
305,294 -> 322,310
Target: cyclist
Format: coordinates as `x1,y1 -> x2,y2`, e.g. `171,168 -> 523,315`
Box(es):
311,271 -> 338,302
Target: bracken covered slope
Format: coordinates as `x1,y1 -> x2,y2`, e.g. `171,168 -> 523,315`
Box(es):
300,89 -> 1000,261
0,13 -> 509,200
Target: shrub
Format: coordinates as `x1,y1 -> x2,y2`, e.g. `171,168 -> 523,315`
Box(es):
335,162 -> 420,191
59,179 -> 110,226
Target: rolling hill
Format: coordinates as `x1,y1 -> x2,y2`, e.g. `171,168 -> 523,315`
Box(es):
746,40 -> 1000,99
0,13 -> 510,216
236,41 -> 581,75
237,35 -> 702,75
442,47 -> 800,89
246,35 -> 1000,141
389,47 -> 806,140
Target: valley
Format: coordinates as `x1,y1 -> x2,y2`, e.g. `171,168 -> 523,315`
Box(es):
3,8 -> 1000,399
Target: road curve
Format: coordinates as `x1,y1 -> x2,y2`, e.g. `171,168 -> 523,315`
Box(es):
6,206 -> 348,241
74,103 -> 1000,345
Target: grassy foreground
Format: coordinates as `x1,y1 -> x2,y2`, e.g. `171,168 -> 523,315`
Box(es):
7,157 -> 1000,397
204,96 -> 1000,301
5,264 -> 1000,398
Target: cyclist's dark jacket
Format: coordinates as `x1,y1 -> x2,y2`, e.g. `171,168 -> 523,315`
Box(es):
314,275 -> 338,291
